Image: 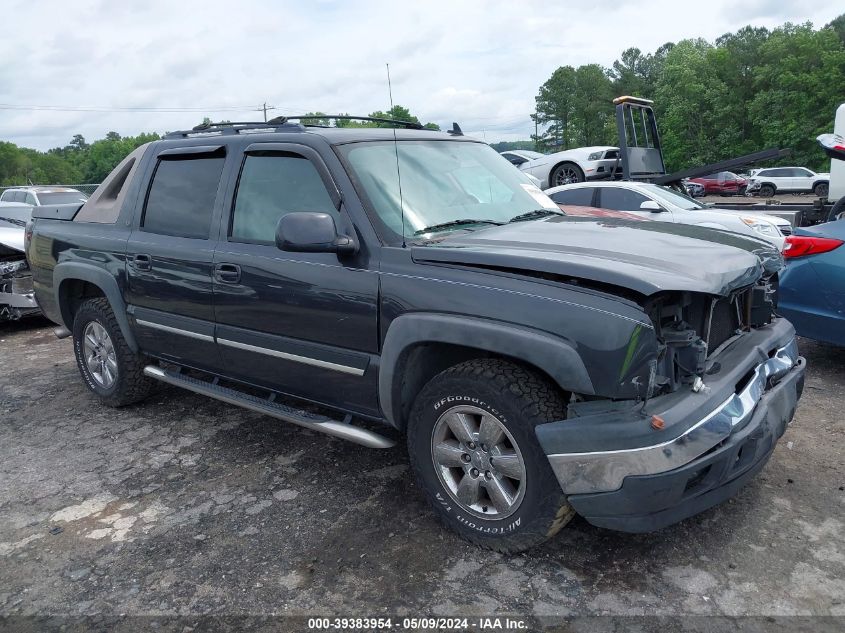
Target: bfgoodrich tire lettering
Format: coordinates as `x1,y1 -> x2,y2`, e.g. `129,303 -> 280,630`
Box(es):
72,297 -> 153,407
407,359 -> 575,552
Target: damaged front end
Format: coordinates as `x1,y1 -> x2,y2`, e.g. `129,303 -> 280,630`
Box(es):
0,224 -> 39,322
643,276 -> 778,396
536,251 -> 805,531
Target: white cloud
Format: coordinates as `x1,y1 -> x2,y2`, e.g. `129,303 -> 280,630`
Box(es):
0,0 -> 840,149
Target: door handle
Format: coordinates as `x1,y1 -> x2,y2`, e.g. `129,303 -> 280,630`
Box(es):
132,254 -> 151,271
214,263 -> 241,284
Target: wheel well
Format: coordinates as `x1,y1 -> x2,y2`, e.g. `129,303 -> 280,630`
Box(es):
759,182 -> 777,192
59,279 -> 106,326
551,161 -> 581,175
393,342 -> 564,430
812,180 -> 828,190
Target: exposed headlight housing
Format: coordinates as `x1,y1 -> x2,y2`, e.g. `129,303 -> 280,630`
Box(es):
741,217 -> 781,237
587,151 -> 603,161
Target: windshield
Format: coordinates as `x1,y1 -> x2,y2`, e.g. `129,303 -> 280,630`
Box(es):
341,140 -> 558,238
37,192 -> 88,205
644,184 -> 707,211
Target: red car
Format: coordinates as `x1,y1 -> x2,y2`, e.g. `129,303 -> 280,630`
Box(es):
689,171 -> 747,196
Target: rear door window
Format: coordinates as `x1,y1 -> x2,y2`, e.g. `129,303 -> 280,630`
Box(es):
230,153 -> 337,244
548,188 -> 595,206
142,154 -> 225,239
598,187 -> 649,211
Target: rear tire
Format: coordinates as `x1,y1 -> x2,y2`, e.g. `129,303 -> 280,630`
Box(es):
72,298 -> 153,407
407,359 -> 574,553
549,162 -> 584,187
759,184 -> 776,198
814,182 -> 829,198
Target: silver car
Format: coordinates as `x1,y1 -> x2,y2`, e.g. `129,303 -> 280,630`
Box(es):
546,181 -> 791,249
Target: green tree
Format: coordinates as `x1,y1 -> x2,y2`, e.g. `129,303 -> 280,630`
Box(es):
533,65 -> 578,149
748,22 -> 845,169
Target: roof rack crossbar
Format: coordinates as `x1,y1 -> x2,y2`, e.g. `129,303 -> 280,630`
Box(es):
274,115 -> 424,130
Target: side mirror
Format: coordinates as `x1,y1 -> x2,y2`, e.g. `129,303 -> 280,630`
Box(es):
639,200 -> 664,212
276,212 -> 357,255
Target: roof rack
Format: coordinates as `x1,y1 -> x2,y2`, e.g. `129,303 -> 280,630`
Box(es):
164,114 -> 442,139
164,120 -> 304,139
273,115 -> 424,130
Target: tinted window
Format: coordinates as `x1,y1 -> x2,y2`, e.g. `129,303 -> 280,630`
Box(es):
549,188 -> 594,206
231,154 -> 336,243
599,187 -> 649,211
791,168 -> 812,177
143,156 -> 224,239
14,191 -> 26,203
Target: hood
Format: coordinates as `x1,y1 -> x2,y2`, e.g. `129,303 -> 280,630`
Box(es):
529,146 -> 617,165
703,207 -> 790,227
412,217 -> 778,297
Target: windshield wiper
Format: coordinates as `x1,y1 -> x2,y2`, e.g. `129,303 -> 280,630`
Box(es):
508,209 -> 564,223
414,219 -> 505,235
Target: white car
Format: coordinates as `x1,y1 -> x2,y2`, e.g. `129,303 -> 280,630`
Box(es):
500,147 -> 620,188
0,186 -> 88,207
546,181 -> 791,249
746,167 -> 829,198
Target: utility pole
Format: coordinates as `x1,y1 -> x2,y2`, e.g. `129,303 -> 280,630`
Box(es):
534,112 -> 538,151
256,102 -> 276,122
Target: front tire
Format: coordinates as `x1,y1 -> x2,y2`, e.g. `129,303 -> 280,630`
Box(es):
759,184 -> 776,198
407,359 -> 574,553
814,182 -> 829,198
549,162 -> 584,187
72,298 -> 153,407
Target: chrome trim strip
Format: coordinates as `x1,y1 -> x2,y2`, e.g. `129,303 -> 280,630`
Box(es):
547,339 -> 800,495
217,338 -> 366,376
135,319 -> 215,343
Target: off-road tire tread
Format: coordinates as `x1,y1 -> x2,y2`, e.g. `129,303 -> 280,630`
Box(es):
73,297 -> 153,407
408,358 -> 573,553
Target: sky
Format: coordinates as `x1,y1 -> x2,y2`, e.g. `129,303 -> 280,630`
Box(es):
0,0 -> 841,151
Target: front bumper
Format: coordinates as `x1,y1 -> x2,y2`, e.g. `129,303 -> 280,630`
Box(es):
537,320 -> 804,531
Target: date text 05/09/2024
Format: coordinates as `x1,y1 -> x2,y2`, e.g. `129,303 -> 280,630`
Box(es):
307,617 -> 529,630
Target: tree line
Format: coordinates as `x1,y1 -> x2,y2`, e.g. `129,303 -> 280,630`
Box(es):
532,15 -> 845,171
0,106 -> 436,187
2,15 -> 844,186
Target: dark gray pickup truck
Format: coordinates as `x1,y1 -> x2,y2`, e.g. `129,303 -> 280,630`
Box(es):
26,118 -> 805,552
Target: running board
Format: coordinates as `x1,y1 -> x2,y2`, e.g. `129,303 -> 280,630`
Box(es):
143,365 -> 395,449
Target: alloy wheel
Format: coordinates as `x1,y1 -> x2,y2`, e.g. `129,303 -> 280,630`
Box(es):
430,405 -> 527,519
82,321 -> 118,389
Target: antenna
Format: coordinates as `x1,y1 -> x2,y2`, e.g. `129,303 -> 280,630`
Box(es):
387,63 -> 406,248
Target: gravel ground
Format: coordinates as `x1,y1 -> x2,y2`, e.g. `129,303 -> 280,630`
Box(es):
0,317 -> 843,627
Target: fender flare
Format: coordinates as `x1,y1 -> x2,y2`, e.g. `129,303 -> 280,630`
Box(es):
378,313 -> 594,427
53,262 -> 138,352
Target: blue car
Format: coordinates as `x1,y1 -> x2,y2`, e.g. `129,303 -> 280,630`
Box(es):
779,219 -> 845,346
